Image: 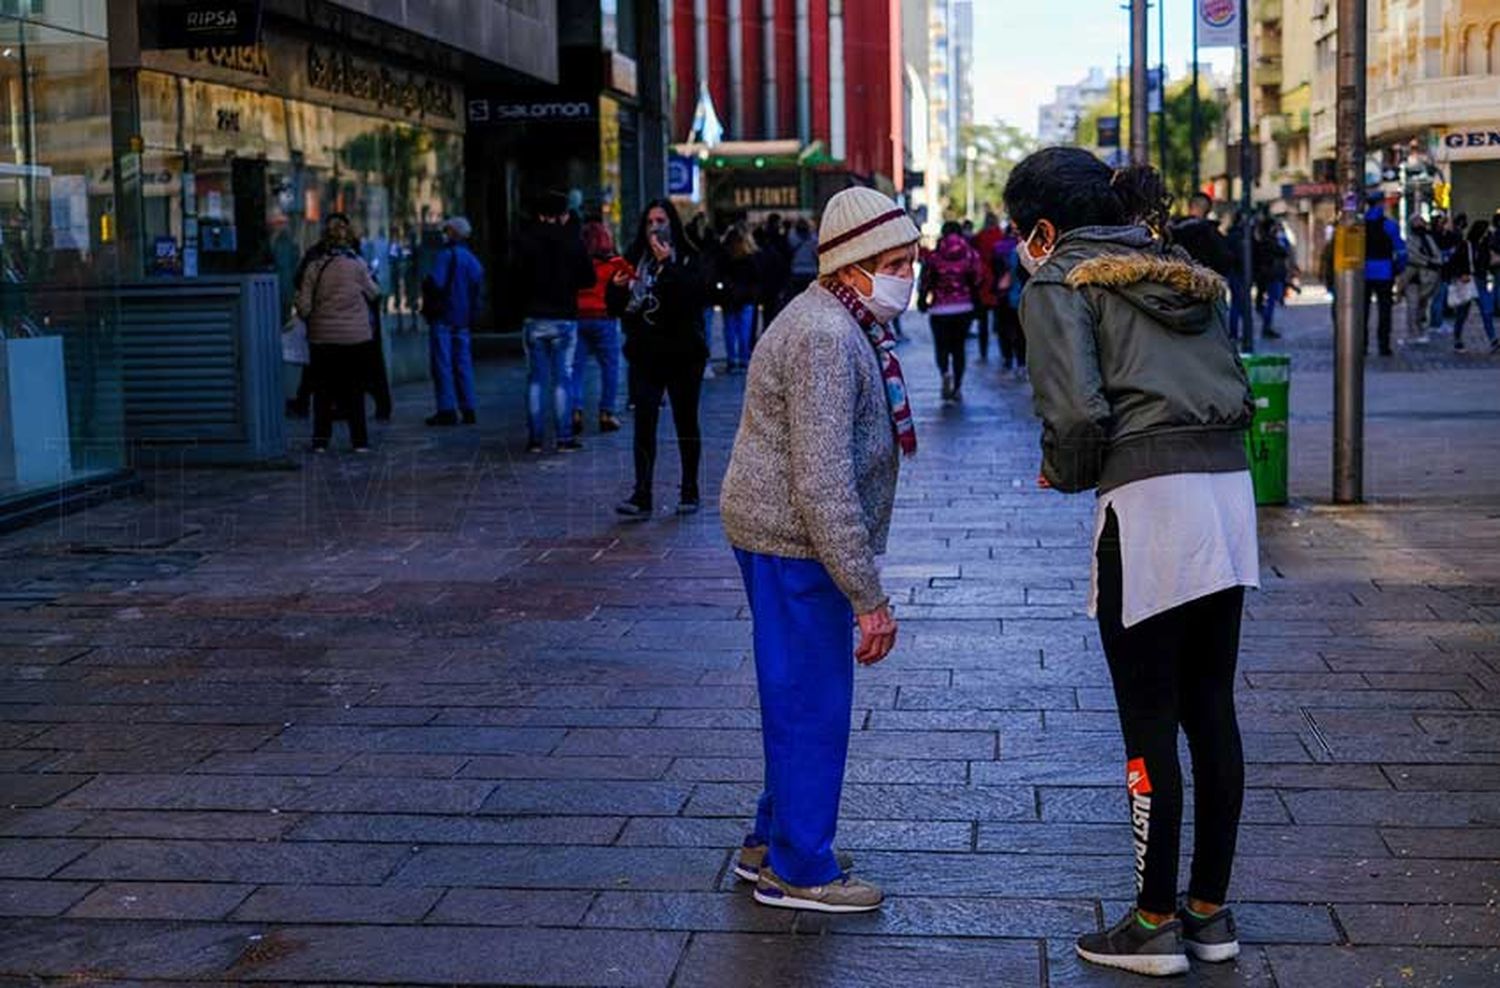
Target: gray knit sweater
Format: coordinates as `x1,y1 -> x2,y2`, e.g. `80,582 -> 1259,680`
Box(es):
719,283 -> 900,613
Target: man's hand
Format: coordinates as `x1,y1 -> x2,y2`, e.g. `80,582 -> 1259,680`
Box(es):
855,604 -> 898,665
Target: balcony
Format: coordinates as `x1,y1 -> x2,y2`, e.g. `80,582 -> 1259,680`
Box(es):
1367,75 -> 1500,143
1257,0 -> 1283,23
1255,59 -> 1284,88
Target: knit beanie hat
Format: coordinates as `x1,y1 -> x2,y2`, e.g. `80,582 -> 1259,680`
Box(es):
817,187 -> 920,276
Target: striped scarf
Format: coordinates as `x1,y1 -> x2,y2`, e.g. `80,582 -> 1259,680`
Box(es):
825,280 -> 918,457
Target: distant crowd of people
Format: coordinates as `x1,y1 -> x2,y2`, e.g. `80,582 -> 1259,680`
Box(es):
1167,192 -> 1500,357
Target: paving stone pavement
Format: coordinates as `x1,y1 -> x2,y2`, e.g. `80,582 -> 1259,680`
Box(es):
0,299 -> 1497,986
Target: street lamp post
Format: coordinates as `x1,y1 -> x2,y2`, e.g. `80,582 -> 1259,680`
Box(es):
965,144 -> 977,223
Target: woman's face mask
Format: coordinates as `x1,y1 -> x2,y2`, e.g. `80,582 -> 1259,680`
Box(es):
1018,223 -> 1054,275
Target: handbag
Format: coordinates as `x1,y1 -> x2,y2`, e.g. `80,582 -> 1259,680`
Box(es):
281,256 -> 331,365
281,317 -> 309,365
420,246 -> 458,324
1448,277 -> 1478,308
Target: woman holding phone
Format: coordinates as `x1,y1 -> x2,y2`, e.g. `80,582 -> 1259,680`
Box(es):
607,200 -> 709,518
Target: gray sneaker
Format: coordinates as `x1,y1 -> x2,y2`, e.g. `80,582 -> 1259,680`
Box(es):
753,865 -> 882,914
1075,909 -> 1190,977
733,842 -> 854,883
1178,907 -> 1240,963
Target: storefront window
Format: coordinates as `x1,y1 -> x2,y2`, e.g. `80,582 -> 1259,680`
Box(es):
0,12 -> 124,506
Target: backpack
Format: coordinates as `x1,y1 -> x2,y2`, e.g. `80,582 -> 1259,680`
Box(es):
420,246 -> 458,324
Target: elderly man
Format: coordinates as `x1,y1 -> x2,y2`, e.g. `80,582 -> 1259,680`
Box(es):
719,187 -> 919,914
1404,214 -> 1442,345
425,216 -> 488,427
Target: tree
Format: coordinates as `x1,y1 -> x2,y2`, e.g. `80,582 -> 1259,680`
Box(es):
941,122 -> 1039,220
1076,78 -> 1226,204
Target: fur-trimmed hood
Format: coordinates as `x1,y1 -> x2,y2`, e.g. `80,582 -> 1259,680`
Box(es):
1066,253 -> 1226,302
1032,226 -> 1227,335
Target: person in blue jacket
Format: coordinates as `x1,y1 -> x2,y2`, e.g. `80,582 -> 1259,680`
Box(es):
1364,197 -> 1406,357
425,217 -> 487,426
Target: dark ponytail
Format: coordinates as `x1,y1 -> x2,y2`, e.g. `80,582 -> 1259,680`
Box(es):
1108,163 -> 1173,241
1003,147 -> 1172,246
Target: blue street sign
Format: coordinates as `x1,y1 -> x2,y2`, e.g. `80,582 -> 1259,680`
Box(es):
667,154 -> 697,198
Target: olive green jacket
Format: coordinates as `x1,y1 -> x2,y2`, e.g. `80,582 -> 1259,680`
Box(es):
1019,226 -> 1254,494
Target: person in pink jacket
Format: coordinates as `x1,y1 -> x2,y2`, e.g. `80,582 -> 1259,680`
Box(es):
918,221 -> 982,401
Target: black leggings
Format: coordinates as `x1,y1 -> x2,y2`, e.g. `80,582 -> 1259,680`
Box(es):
630,358 -> 705,500
309,343 -> 369,449
995,303 -> 1026,368
1096,508 -> 1245,915
930,312 -> 972,388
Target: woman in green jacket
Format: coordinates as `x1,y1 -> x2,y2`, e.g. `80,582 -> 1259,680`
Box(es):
1005,148 -> 1258,978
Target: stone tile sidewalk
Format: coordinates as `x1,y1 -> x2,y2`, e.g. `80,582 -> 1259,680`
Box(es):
0,302 -> 1497,986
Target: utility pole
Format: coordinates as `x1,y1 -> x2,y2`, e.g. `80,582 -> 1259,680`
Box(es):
1191,9 -> 1201,193
1129,0 -> 1149,165
1333,0 -> 1367,503
1237,0 -> 1254,353
1156,0 -> 1166,177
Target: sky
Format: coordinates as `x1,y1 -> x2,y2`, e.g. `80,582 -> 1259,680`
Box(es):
972,0 -> 1239,137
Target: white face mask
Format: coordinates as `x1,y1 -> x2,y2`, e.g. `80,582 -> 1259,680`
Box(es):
1018,225 -> 1053,275
857,268 -> 914,323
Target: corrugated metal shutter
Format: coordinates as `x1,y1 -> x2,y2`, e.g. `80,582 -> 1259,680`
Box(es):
120,287 -> 242,440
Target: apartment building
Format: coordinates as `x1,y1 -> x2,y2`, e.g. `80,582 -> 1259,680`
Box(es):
1311,0 -> 1500,226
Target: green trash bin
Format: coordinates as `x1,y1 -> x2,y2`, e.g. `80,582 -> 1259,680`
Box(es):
1242,353 -> 1290,505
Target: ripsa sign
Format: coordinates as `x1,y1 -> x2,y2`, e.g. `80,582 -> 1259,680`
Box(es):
1436,126 -> 1500,161
149,2 -> 262,50
187,9 -> 238,31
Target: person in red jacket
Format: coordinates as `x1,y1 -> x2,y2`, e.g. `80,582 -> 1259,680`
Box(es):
572,220 -> 632,434
971,213 -> 1006,362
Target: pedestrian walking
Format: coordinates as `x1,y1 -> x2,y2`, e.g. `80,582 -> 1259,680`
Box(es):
357,239 -> 394,423
919,221 -> 981,401
295,213 -> 381,453
785,218 -> 820,301
1251,216 -> 1291,340
755,213 -> 792,331
1226,211 -> 1251,348
690,213 -> 722,381
570,220 -> 629,436
1169,193 -> 1234,277
1448,219 -> 1498,353
510,194 -> 595,451
972,212 -> 1007,362
1431,212 -> 1460,330
608,200 -> 709,518
1403,214 -> 1442,344
1005,147 -> 1258,977
1364,197 -> 1406,357
424,216 -> 487,427
993,221 -> 1028,377
719,223 -> 761,373
719,185 -> 918,915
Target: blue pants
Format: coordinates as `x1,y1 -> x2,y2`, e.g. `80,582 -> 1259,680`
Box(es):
429,323 -> 475,414
735,548 -> 854,888
1228,274 -> 1248,347
1454,279 -> 1498,346
1432,279 -> 1449,328
723,304 -> 755,369
570,317 -> 622,416
523,318 -> 577,445
1258,279 -> 1285,333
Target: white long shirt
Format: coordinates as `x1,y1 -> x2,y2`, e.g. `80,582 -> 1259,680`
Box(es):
1088,470 -> 1261,629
